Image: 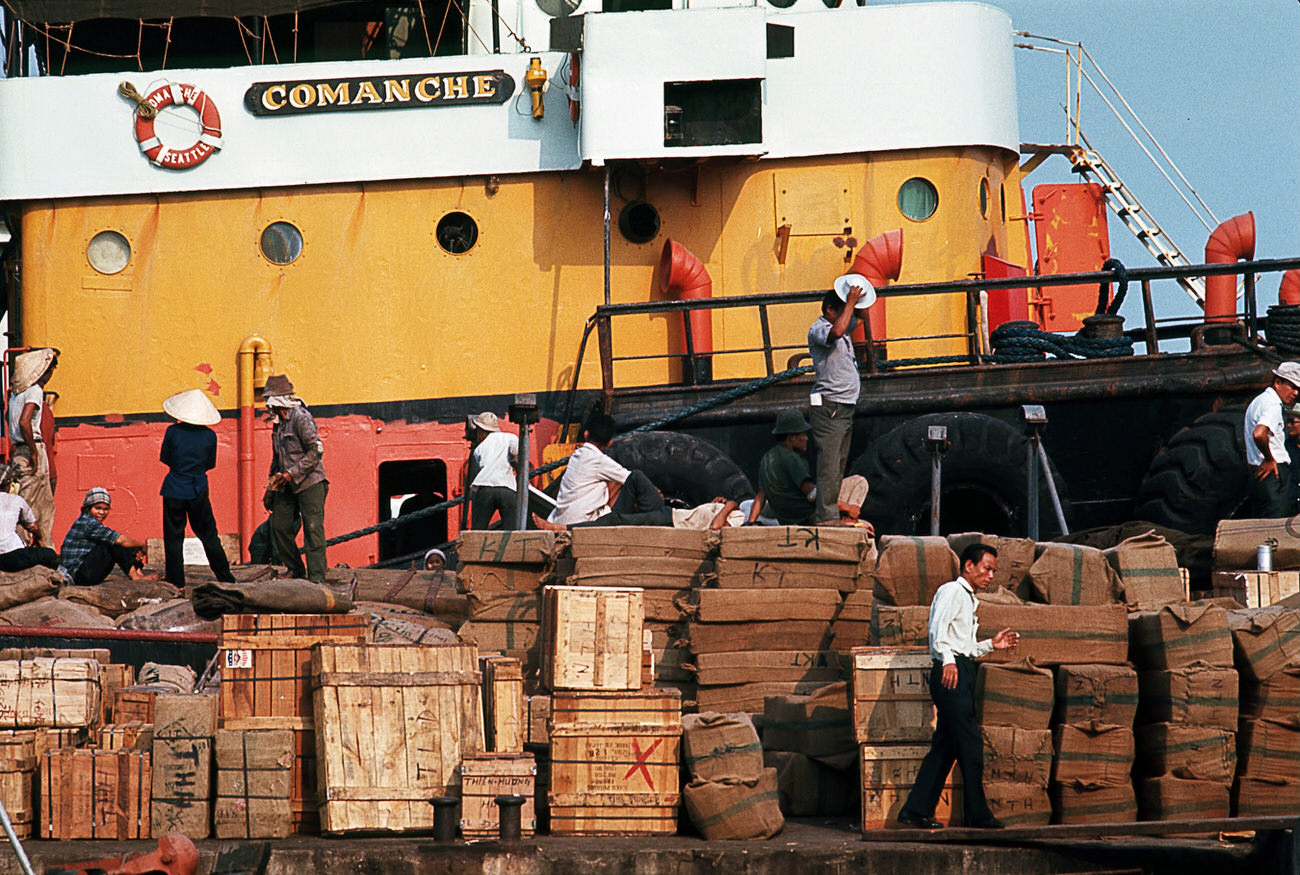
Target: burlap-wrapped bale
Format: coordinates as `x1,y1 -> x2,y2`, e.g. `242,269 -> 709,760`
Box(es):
1051,722 -> 1134,786
349,568 -> 461,613
1233,776 -> 1300,817
459,563 -> 550,593
1236,718 -> 1299,782
761,682 -> 854,763
1053,664 -> 1138,726
871,537 -> 958,607
692,589 -> 842,623
712,558 -> 858,592
1050,780 -> 1137,824
1102,530 -> 1183,610
984,781 -> 1051,826
1226,606 -> 1300,681
683,768 -> 784,840
981,725 -> 1052,787
975,599 -> 1129,666
1137,775 -> 1230,821
459,530 -> 559,565
1213,518 -> 1300,571
762,749 -> 856,816
947,533 -> 1035,598
869,603 -> 929,647
572,556 -> 712,589
1137,663 -> 1238,730
1129,604 -> 1234,670
1134,723 -> 1236,783
975,659 -> 1054,730
1241,665 -> 1299,722
573,527 -> 712,560
1028,543 -> 1123,606
721,527 -> 868,564
682,712 -> 764,783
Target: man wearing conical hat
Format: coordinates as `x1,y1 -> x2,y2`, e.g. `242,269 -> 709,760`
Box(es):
6,348 -> 58,545
160,389 -> 236,587
262,375 -> 328,582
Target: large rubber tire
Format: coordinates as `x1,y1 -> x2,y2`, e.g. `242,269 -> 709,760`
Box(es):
852,412 -> 1070,537
1133,409 -> 1248,535
607,431 -> 755,505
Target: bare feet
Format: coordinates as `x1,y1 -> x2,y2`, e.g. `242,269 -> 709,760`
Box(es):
532,513 -> 566,532
129,568 -> 161,581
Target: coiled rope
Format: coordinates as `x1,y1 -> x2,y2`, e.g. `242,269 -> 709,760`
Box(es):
1265,305 -> 1300,353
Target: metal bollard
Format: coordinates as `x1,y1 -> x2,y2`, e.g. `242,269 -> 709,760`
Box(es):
1021,406 -> 1047,540
924,425 -> 948,536
429,796 -> 459,842
495,794 -> 526,841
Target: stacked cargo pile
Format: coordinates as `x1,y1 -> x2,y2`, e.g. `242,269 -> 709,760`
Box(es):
681,711 -> 783,839
463,653 -> 537,841
1227,605 -> 1300,817
695,526 -> 871,714
851,647 -> 939,830
974,659 -> 1054,826
869,536 -> 957,647
762,682 -> 858,821
1049,664 -> 1138,823
1130,603 -> 1237,820
1210,519 -> 1300,608
150,691 -> 218,838
458,531 -> 560,685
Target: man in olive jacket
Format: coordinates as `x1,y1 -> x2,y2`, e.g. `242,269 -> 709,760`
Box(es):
263,374 -> 328,581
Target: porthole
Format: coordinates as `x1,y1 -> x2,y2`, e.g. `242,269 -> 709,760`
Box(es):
436,211 -> 479,255
897,177 -> 938,222
618,201 -> 661,244
87,230 -> 131,275
536,0 -> 580,16
260,221 -> 303,265
979,178 -> 990,218
767,0 -> 797,9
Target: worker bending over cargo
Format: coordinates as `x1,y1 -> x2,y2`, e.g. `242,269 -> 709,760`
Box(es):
1244,362 -> 1300,518
896,543 -> 1019,831
808,285 -> 865,525
467,410 -> 519,530
262,374 -> 329,582
58,487 -> 156,586
6,347 -> 59,546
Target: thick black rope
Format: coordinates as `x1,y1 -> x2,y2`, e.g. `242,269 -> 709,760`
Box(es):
987,320 -> 1134,363
1265,305 -> 1300,353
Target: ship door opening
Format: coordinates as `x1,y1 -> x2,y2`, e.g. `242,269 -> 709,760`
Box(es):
378,459 -> 449,566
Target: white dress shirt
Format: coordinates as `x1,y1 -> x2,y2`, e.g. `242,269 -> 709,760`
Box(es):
1244,386 -> 1289,466
928,576 -> 993,666
0,493 -> 35,553
547,443 -> 630,526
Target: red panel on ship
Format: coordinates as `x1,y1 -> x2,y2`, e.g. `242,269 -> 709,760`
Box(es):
982,255 -> 1029,330
1032,183 -> 1111,332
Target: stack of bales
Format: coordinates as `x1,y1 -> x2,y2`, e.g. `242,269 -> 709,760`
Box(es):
681,712 -> 783,839
763,681 -> 859,820
1130,603 -> 1237,820
1227,605 -> 1300,816
1049,662 -> 1138,822
869,537 -> 959,647
974,659 -> 1055,826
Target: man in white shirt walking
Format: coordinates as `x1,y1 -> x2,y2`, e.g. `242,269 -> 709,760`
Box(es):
1244,362 -> 1300,518
468,411 -> 520,530
896,543 -> 1019,830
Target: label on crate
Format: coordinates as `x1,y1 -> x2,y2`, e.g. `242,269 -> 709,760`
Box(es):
224,649 -> 253,670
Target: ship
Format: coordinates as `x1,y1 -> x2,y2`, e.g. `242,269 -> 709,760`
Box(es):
0,0 -> 1296,569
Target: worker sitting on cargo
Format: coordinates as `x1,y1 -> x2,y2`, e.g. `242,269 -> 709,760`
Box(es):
262,374 -> 329,583
745,409 -> 817,525
6,347 -> 59,546
0,465 -> 59,572
57,487 -> 157,586
808,283 -> 866,526
1244,362 -> 1300,518
467,411 -> 519,530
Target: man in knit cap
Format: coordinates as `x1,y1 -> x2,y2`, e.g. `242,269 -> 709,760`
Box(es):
6,348 -> 58,545
59,487 -> 155,586
262,374 -> 329,582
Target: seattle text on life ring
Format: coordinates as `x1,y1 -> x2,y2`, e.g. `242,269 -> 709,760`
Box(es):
134,83 -> 223,170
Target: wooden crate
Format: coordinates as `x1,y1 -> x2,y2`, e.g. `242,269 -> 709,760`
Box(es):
113,686 -> 163,725
214,728 -> 294,839
151,692 -> 217,838
0,732 -> 35,839
548,689 -> 681,836
97,722 -> 153,751
218,612 -> 371,833
41,748 -> 151,839
483,656 -> 524,754
860,743 -> 961,831
312,643 -> 484,834
851,647 -> 935,744
98,663 -> 135,725
542,585 -> 644,691
460,752 -> 537,839
526,695 -> 550,746
0,658 -> 101,729
1210,570 -> 1300,608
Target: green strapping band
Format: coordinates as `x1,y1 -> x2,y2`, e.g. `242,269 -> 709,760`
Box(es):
688,742 -> 763,764
980,690 -> 1053,712
1055,751 -> 1134,764
1059,693 -> 1139,706
693,789 -> 782,830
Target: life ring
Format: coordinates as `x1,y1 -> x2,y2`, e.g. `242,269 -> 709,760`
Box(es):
568,53 -> 580,124
133,83 -> 223,170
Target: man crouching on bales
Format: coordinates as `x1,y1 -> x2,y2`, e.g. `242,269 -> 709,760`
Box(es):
896,543 -> 1019,830
534,413 -> 739,531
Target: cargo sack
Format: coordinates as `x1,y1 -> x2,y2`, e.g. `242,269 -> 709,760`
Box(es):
571,556 -> 712,588
693,650 -> 843,688
721,526 -> 869,564
138,663 -> 196,693
1233,776 -> 1300,817
1053,664 -> 1138,726
761,681 -> 855,762
1236,718 -> 1300,783
683,768 -> 784,840
869,603 -> 930,647
1101,530 -> 1183,610
1213,518 -> 1300,571
984,781 -> 1051,826
56,578 -> 181,619
459,530 -> 560,566
459,563 -> 550,594
711,558 -> 859,592
1227,606 -> 1300,681
348,568 -> 459,612
1051,722 -> 1134,786
115,599 -> 220,635
687,621 -> 832,655
1129,603 -> 1234,670
763,749 -> 857,817
871,537 -> 959,606
1137,775 -> 1230,821
467,591 -> 542,623
192,579 -> 352,619
691,588 -> 843,623
0,568 -> 60,612
980,726 -> 1052,787
0,596 -> 113,629
1134,723 -> 1236,782
1049,779 -> 1137,824
571,527 -> 713,560
975,600 -> 1129,666
1241,665 -> 1299,722
682,712 -> 764,783
946,533 -> 1035,598
975,658 -> 1054,730
1028,543 -> 1124,606
1136,663 -> 1239,730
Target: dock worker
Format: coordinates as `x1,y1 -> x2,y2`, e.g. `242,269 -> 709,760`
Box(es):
6,348 -> 58,545
745,409 -> 817,526
262,374 -> 329,582
808,283 -> 866,525
160,389 -> 236,587
1244,362 -> 1300,518
58,487 -> 157,586
896,543 -> 1019,831
0,465 -> 58,572
468,411 -> 519,530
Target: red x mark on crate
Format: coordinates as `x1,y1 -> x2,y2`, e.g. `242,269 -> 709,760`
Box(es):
623,737 -> 663,789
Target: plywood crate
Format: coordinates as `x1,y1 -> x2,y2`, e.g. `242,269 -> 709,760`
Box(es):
860,743 -> 961,831
1210,570 -> 1300,608
460,752 -> 537,839
151,692 -> 217,838
214,728 -> 294,839
97,722 -> 153,750
851,647 -> 935,743
548,688 -> 681,836
312,642 -> 484,834
0,658 -> 101,729
40,748 -> 150,839
483,656 -> 524,753
98,663 -> 134,725
113,686 -> 163,725
526,695 -> 551,746
218,612 -> 371,833
0,732 -> 35,839
542,585 -> 644,691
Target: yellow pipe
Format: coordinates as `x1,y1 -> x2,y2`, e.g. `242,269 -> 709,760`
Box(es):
237,335 -> 272,562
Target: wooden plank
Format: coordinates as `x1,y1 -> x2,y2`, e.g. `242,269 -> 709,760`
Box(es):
0,733 -> 34,839
543,586 -> 644,691
860,815 -> 1299,843
483,656 -> 524,753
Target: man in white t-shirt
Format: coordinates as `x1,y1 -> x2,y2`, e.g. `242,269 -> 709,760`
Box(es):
1244,362 -> 1300,518
467,411 -> 520,530
6,348 -> 57,545
0,473 -> 58,572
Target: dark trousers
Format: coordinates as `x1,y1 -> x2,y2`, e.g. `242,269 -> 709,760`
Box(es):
900,657 -> 993,826
163,492 -> 235,586
272,480 -> 328,582
470,486 -> 518,530
73,543 -> 143,587
810,401 -> 854,524
1248,463 -> 1293,518
0,547 -> 59,573
572,470 -> 673,528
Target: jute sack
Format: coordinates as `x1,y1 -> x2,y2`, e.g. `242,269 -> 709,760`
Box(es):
1233,776 -> 1300,817
984,781 -> 1051,826
1137,775 -> 1230,821
1135,723 -> 1236,782
1028,543 -> 1123,606
1227,606 -> 1300,681
1050,780 -> 1137,824
981,725 -> 1052,787
1241,665 -> 1299,722
1129,603 -> 1234,669
1102,530 -> 1183,610
459,530 -> 559,566
975,658 -> 1054,730
975,599 -> 1129,666
682,712 -> 764,783
762,749 -> 856,816
1236,718 -> 1300,782
711,558 -> 857,592
761,682 -> 854,762
1137,663 -> 1238,730
0,596 -> 113,629
721,527 -> 869,564
869,603 -> 930,647
0,568 -> 60,611
683,768 -> 784,840
571,527 -> 713,560
1051,722 -> 1134,786
947,533 -> 1035,597
871,537 -> 958,606
1053,664 -> 1138,726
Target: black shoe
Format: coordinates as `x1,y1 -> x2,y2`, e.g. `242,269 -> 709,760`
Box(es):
969,817 -> 1005,829
896,810 -> 943,829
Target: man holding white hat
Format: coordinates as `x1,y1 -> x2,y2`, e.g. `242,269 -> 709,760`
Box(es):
806,279 -> 869,525
160,389 -> 235,586
6,347 -> 58,545
1244,362 -> 1300,517
467,411 -> 519,530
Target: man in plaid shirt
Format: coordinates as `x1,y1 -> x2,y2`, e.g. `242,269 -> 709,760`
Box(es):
58,487 -> 156,586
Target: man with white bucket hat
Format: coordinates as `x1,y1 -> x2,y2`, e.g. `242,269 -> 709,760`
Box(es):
467,411 -> 519,530
6,347 -> 58,545
160,388 -> 235,586
1244,362 -> 1300,518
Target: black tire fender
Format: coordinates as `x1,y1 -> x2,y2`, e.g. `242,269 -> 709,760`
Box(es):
1133,409 -> 1248,535
607,431 -> 755,505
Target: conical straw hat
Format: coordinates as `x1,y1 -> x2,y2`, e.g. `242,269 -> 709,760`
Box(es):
10,348 -> 56,393
163,389 -> 221,426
